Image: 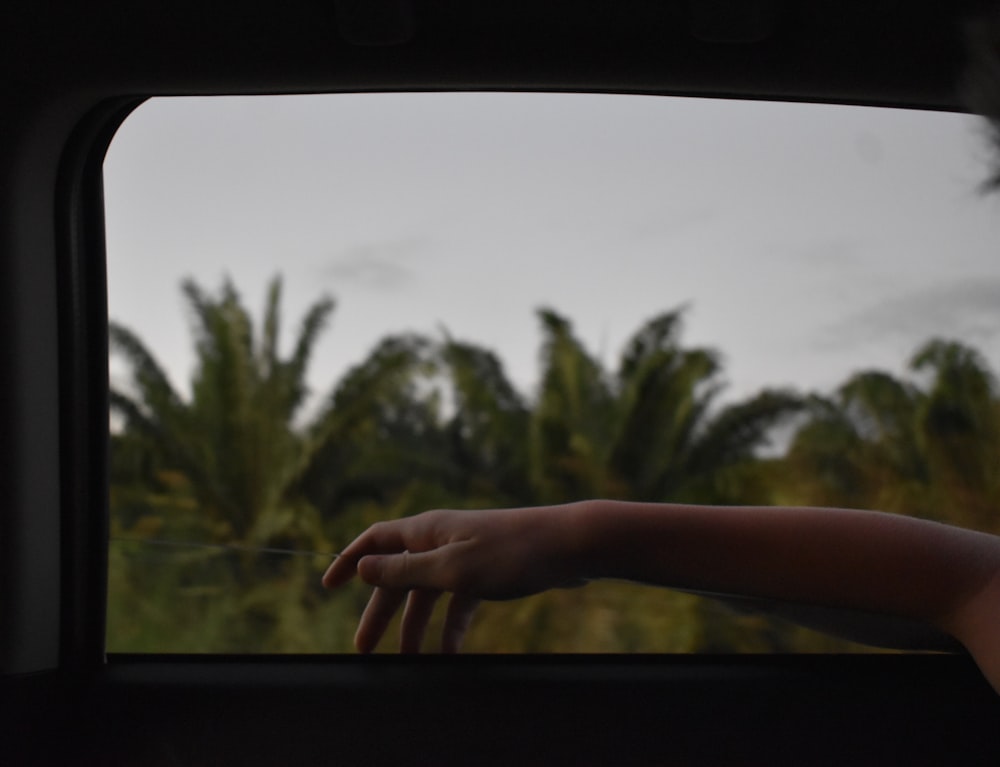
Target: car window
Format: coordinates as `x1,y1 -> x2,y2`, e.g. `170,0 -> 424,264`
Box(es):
104,92 -> 1000,653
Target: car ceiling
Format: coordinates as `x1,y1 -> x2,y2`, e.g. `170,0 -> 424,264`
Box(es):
2,0 -> 993,108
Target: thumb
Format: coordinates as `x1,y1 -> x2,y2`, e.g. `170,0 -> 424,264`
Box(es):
357,550 -> 439,590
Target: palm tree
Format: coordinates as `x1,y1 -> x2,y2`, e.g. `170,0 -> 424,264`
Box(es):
911,339 -> 1000,531
780,338 -> 1000,533
297,332 -> 456,529
110,275 -> 334,549
530,308 -> 619,501
530,307 -> 802,505
300,333 -> 533,530
439,336 -> 532,505
109,275 -> 371,652
780,371 -> 927,512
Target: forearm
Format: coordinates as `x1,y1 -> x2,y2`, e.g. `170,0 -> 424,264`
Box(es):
325,499 -> 1000,688
567,500 -> 1000,642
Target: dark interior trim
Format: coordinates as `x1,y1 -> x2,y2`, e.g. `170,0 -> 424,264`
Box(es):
54,98 -> 145,671
6,654 -> 999,765
3,1 -> 989,110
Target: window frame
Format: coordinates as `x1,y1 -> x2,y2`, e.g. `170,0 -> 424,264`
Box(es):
4,86 -> 996,764
57,97 -> 147,671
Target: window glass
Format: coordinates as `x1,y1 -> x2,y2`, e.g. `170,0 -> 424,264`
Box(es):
104,93 -> 1000,653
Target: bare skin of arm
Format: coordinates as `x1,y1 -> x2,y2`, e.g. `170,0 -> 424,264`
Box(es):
321,501 -> 1000,693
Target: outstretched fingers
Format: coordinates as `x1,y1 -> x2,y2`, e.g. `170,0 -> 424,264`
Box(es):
400,589 -> 441,653
351,548 -> 454,652
319,511 -> 484,653
442,593 -> 480,653
355,586 -> 407,653
355,587 -> 477,654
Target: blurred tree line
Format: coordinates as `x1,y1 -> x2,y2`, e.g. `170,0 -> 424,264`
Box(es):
107,276 -> 1000,653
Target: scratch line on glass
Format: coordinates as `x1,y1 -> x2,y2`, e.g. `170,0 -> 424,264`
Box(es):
110,537 -> 340,558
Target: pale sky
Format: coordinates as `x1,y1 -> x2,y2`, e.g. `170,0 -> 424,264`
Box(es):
103,92 -> 1000,414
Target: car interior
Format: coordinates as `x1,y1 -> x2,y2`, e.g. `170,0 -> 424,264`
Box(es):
4,0 -> 1000,764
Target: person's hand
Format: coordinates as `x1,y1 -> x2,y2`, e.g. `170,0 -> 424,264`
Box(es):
321,505 -> 587,653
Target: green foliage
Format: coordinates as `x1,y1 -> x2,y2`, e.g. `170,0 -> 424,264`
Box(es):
110,276 -> 335,549
778,338 -> 1000,534
108,276 -> 1000,655
531,307 -> 802,505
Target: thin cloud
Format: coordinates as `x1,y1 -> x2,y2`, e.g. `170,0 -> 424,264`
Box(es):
320,236 -> 430,290
813,277 -> 1000,350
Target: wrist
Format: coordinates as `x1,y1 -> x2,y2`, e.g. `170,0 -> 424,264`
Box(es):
559,499 -> 630,581
561,499 -> 699,584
